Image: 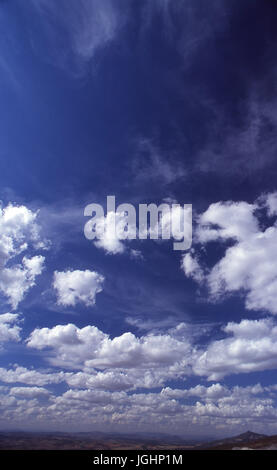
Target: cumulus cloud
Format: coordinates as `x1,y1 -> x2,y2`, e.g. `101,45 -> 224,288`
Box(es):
0,255 -> 45,310
65,363 -> 191,392
4,315 -> 277,432
24,317 -> 277,389
3,316 -> 277,432
65,370 -> 133,392
193,318 -> 277,380
0,203 -> 48,268
1,380 -> 275,435
0,313 -> 20,325
264,191 -> 277,217
182,193 -> 277,315
0,313 -> 21,347
87,201 -> 191,255
9,386 -> 51,399
26,317 -> 277,391
92,211 -> 132,255
0,203 -> 49,309
53,269 -> 104,307
27,322 -> 193,372
0,363 -> 186,393
162,383 -> 229,400
0,366 -> 65,386
197,200 -> 258,243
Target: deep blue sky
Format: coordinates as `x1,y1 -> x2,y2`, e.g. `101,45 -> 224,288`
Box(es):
1,0 -> 277,438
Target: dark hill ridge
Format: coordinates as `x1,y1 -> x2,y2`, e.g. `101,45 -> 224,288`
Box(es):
197,431 -> 272,450
233,431 -> 267,441
0,431 -> 204,450
199,431 -> 268,446
0,430 -> 275,450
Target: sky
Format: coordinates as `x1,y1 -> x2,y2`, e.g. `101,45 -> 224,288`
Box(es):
1,0 -> 277,439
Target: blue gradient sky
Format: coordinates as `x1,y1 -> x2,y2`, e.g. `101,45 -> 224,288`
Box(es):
1,0 -> 277,438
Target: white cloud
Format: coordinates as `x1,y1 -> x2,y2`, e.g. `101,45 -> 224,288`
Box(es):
65,366 -> 188,392
0,313 -> 21,347
161,383 -> 229,400
0,255 -> 45,309
25,317 -> 277,390
0,203 -> 48,268
27,322 -> 193,373
3,317 -> 277,433
27,323 -> 106,369
193,318 -> 277,380
90,202 -> 191,256
93,211 -> 131,255
197,200 -> 258,243
182,252 -> 204,282
263,191 -> 277,217
0,313 -> 20,324
157,204 -> 192,250
85,331 -> 191,369
0,366 -> 65,386
55,388 -> 126,407
0,364 -> 181,393
9,386 -> 51,399
0,203 -> 49,309
53,269 -> 104,307
182,193 -> 277,315
65,371 -> 133,392
18,381 -> 276,435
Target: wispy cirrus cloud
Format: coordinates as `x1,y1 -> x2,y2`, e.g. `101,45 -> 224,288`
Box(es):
29,0 -> 128,77
195,85 -> 277,176
131,138 -> 186,187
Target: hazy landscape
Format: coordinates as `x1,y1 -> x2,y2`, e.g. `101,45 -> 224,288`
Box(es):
0,430 -> 275,450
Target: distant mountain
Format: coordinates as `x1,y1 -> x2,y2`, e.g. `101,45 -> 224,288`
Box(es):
197,430 -> 272,450
232,431 -> 267,442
